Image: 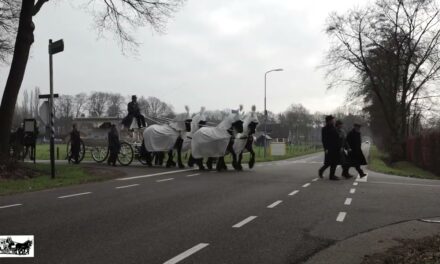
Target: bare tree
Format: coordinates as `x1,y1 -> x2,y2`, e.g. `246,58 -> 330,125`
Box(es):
325,0 -> 440,160
138,96 -> 174,118
87,92 -> 109,117
55,95 -> 74,119
0,0 -> 185,160
74,93 -> 88,118
107,93 -> 125,117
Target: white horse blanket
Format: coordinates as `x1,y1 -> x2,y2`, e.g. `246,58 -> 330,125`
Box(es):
143,124 -> 180,152
191,127 -> 231,158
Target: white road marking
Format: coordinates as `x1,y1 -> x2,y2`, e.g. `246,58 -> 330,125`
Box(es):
164,243 -> 209,264
336,212 -> 347,222
157,178 -> 174,183
232,216 -> 258,228
350,188 -> 356,194
0,204 -> 22,209
58,192 -> 92,199
369,181 -> 440,188
344,198 -> 352,205
353,182 -> 359,186
267,200 -> 283,208
115,184 -> 139,189
312,178 -> 319,182
356,174 -> 368,182
186,173 -> 200,177
289,190 -> 299,196
302,183 -> 311,188
116,169 -> 195,181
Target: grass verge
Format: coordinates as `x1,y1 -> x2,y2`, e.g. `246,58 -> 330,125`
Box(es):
0,163 -> 123,196
368,146 -> 440,180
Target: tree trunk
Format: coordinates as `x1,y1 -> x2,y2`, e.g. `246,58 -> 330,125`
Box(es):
0,0 -> 35,160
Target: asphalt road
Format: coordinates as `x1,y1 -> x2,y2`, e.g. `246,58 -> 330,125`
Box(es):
1,151 -> 440,264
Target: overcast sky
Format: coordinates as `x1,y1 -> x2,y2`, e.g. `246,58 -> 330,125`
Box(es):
0,0 -> 368,115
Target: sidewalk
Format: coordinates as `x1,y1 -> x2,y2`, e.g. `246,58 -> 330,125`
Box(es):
304,218 -> 440,264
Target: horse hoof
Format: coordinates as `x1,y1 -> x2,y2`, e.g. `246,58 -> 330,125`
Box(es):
179,164 -> 185,169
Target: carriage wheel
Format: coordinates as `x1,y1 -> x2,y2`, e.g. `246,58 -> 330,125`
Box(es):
66,139 -> 85,162
118,142 -> 134,166
91,146 -> 109,163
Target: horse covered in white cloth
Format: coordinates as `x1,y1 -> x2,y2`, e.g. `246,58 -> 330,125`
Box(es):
191,106 -> 244,171
142,107 -> 191,168
233,105 -> 259,170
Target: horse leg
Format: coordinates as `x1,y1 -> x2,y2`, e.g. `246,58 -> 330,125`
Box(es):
166,150 -> 175,168
207,157 -> 214,170
188,154 -> 195,167
196,158 -> 205,170
249,145 -> 256,169
146,151 -> 153,167
238,152 -> 244,171
176,138 -> 185,169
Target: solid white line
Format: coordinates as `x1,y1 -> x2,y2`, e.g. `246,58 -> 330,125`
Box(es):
164,243 -> 209,264
116,169 -> 195,181
58,192 -> 92,199
312,178 -> 319,182
157,178 -> 174,183
186,173 -> 200,177
344,198 -> 352,205
353,182 -> 359,186
0,204 -> 22,209
267,200 -> 283,208
302,183 -> 311,188
369,181 -> 440,188
336,212 -> 347,222
288,190 -> 299,196
115,184 -> 139,189
350,188 -> 356,194
232,216 -> 258,228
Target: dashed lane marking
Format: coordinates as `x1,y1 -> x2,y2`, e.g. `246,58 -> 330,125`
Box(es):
58,192 -> 92,199
312,178 -> 319,182
302,183 -> 311,188
116,169 -> 195,181
0,204 -> 22,209
115,184 -> 139,189
344,198 -> 352,205
267,200 -> 283,208
164,243 -> 209,264
350,188 -> 356,194
288,190 -> 299,196
186,173 -> 200,177
156,178 -> 174,183
336,212 -> 347,222
232,216 -> 258,228
353,182 -> 359,186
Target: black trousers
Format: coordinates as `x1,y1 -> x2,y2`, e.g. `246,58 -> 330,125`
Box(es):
135,114 -> 146,128
108,149 -> 118,165
319,164 -> 337,178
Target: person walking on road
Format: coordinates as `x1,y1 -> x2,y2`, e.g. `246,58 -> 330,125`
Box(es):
346,123 -> 368,178
108,124 -> 120,166
69,124 -> 81,164
318,115 -> 341,180
335,120 -> 354,179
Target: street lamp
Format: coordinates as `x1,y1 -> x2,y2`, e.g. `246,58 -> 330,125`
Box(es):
264,68 -> 283,158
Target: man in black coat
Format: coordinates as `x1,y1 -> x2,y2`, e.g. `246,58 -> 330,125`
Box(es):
122,95 -> 146,129
69,124 -> 81,164
108,124 -> 120,166
318,115 -> 341,180
346,123 -> 367,178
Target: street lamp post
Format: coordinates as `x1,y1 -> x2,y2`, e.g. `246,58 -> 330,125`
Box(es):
264,68 -> 283,158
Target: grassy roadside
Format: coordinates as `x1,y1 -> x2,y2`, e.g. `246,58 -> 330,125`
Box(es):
0,163 -> 123,196
368,146 -> 440,180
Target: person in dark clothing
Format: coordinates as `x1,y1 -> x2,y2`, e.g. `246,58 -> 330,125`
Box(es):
346,123 -> 368,178
335,120 -> 354,179
108,124 -> 120,166
122,95 -> 146,129
69,124 -> 81,164
318,115 -> 341,180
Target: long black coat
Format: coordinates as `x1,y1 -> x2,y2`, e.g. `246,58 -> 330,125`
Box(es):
346,129 -> 367,166
122,102 -> 141,128
108,130 -> 121,153
322,125 -> 341,165
70,130 -> 81,153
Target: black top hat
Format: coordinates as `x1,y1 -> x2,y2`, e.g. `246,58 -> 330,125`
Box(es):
335,120 -> 343,126
132,95 -> 137,100
325,115 -> 335,122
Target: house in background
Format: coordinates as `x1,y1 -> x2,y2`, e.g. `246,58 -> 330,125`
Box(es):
255,124 -> 291,146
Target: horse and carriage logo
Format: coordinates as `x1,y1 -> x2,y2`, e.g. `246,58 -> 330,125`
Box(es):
0,236 -> 34,258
